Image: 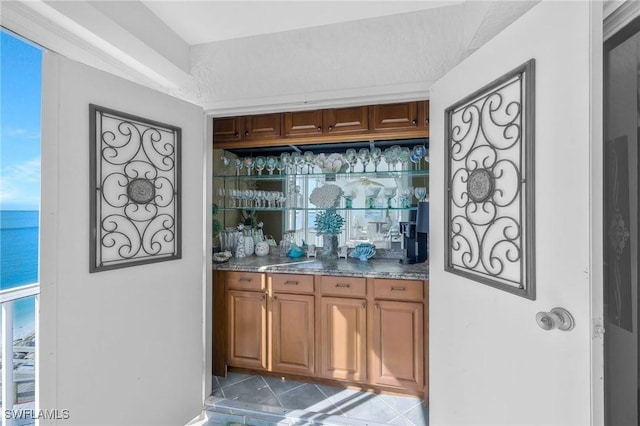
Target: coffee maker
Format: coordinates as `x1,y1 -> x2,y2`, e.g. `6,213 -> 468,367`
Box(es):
399,202 -> 429,264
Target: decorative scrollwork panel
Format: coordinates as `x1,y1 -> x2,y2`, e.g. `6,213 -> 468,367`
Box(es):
445,60 -> 535,299
90,105 -> 181,272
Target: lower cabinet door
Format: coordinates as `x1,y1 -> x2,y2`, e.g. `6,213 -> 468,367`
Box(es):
227,290 -> 267,370
320,297 -> 367,381
372,300 -> 424,390
271,293 -> 315,375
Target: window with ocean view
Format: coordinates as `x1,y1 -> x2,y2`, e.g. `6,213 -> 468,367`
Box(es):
1,29 -> 42,423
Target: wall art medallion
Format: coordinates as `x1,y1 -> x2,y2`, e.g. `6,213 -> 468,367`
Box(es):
90,104 -> 181,272
445,59 -> 535,299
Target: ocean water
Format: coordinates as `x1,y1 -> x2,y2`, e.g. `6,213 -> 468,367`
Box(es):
1,210 -> 39,338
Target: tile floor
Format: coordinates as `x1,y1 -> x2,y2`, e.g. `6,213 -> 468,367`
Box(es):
203,372 -> 428,426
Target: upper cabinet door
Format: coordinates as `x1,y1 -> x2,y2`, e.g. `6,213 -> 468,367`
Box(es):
370,101 -> 422,132
284,110 -> 323,137
244,113 -> 282,140
429,2 -> 601,425
325,106 -> 369,135
213,117 -> 242,142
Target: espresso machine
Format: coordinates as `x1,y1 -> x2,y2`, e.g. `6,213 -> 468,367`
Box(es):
399,202 -> 429,264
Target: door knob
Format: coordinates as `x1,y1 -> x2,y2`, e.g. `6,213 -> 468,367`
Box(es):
536,307 -> 575,331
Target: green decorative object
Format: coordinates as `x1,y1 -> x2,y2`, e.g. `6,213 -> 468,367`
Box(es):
315,208 -> 343,259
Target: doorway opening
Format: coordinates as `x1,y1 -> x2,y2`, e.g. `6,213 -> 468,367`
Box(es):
603,14 -> 640,426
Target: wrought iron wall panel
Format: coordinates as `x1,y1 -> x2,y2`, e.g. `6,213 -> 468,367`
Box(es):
444,59 -> 535,299
90,104 -> 181,272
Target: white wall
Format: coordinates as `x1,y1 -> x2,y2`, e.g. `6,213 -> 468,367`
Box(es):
429,2 -> 601,425
39,52 -> 206,425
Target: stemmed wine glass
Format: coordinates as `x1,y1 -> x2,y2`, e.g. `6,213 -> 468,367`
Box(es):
411,145 -> 426,170
234,158 -> 243,176
365,186 -> 382,209
358,148 -> 370,172
276,159 -> 285,175
383,148 -> 398,171
370,147 -> 382,172
266,156 -> 277,175
400,186 -> 414,208
381,187 -> 397,208
244,157 -> 255,176
280,153 -> 291,174
398,147 -> 411,170
414,187 -> 427,202
304,151 -> 315,174
255,156 -> 266,175
217,188 -> 226,207
221,154 -> 230,173
345,149 -> 358,173
291,152 -> 302,174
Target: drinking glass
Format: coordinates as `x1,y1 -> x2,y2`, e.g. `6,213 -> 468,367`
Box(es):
414,187 -> 427,202
221,154 -> 230,172
234,158 -> 243,176
217,188 -> 226,207
365,186 -> 382,209
256,190 -> 266,208
381,187 -> 397,208
342,189 -> 356,209
280,152 -> 291,174
304,151 -> 315,174
275,159 -> 285,175
398,147 -> 411,170
370,147 -> 382,172
345,149 -> 358,173
255,156 -> 266,175
244,157 -> 255,176
291,152 -> 302,174
383,148 -> 398,171
412,145 -> 426,169
266,156 -> 277,175
400,187 -> 414,208
358,148 -> 370,172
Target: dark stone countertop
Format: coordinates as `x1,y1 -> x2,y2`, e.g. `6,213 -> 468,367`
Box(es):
212,255 -> 428,280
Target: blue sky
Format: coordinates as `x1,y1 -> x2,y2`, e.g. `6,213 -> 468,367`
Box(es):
1,30 -> 42,211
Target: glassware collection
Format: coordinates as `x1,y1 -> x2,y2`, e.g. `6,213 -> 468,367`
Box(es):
220,144 -> 429,176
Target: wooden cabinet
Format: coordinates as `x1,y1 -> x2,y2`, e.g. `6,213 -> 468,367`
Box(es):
284,110 -> 324,137
212,101 -> 428,148
213,116 -> 242,142
244,113 -> 281,140
370,101 -> 425,132
271,293 -> 315,375
220,270 -> 428,395
319,297 -> 367,381
227,289 -> 267,369
284,107 -> 369,137
372,300 -> 424,390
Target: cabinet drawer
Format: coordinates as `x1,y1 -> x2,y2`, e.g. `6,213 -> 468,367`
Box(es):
373,279 -> 423,301
225,271 -> 265,291
271,273 -> 314,293
321,276 -> 366,297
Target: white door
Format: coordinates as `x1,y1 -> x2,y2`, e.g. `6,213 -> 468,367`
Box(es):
429,2 -> 602,425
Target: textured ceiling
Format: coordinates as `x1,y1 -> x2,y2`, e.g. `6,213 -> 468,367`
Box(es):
141,1 -> 462,45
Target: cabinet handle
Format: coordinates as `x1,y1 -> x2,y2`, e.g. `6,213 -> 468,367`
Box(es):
328,125 -> 333,130
244,130 -> 249,136
284,281 -> 298,286
273,295 -> 278,300
361,302 -> 366,309
261,295 -> 265,301
412,119 -> 417,125
425,118 -> 429,125
391,287 -> 406,291
234,132 -> 239,137
335,283 -> 350,288
375,303 -> 379,309
317,126 -> 322,131
239,278 -> 253,282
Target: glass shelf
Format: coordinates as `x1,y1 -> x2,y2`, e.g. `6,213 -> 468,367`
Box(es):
218,206 -> 418,212
212,169 -> 429,180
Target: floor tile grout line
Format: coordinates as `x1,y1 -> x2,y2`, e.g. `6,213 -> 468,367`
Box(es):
387,413 -> 417,426
260,375 -> 287,408
398,400 -> 425,416
378,396 -> 412,418
314,384 -> 346,416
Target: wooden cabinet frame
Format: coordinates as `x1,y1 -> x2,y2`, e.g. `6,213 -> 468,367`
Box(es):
217,270 -> 429,397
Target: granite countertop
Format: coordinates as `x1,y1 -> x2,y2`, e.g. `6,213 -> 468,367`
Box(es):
213,255 -> 429,280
